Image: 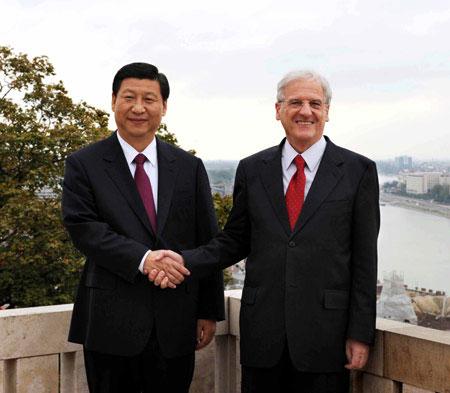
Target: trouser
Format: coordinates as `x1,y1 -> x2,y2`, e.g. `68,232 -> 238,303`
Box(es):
241,343 -> 349,393
83,331 -> 195,393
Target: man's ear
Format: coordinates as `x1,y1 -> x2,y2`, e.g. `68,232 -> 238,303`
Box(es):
111,93 -> 116,112
275,102 -> 281,121
325,105 -> 330,122
162,100 -> 167,117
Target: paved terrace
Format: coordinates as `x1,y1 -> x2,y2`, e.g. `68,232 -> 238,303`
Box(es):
1,290 -> 449,393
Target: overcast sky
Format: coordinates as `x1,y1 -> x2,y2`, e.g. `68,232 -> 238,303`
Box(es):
2,0 -> 450,160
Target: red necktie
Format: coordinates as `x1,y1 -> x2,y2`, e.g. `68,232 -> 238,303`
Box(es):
134,154 -> 157,233
286,155 -> 306,230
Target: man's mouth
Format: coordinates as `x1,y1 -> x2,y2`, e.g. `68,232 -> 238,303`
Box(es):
128,118 -> 147,123
295,120 -> 314,124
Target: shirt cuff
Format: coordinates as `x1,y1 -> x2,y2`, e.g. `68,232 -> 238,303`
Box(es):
139,250 -> 152,274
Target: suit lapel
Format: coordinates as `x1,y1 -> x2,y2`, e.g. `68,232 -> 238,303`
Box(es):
293,138 -> 344,235
258,142 -> 292,237
103,133 -> 155,237
155,139 -> 178,237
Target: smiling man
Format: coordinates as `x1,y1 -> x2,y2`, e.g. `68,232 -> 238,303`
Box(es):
153,70 -> 380,393
62,62 -> 224,393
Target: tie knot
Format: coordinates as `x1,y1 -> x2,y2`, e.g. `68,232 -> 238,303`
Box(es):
134,154 -> 147,166
294,155 -> 305,170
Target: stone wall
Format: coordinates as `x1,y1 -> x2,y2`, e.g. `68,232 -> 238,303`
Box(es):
0,303 -> 227,393
218,292 -> 450,393
1,291 -> 449,392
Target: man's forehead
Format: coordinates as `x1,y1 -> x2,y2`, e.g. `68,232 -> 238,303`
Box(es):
117,78 -> 162,95
284,78 -> 324,97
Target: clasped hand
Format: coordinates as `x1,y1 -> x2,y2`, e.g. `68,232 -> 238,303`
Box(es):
143,250 -> 188,289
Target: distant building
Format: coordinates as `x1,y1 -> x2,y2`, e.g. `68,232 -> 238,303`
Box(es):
405,172 -> 441,194
377,271 -> 417,324
397,172 -> 407,184
440,174 -> 450,187
226,261 -> 245,289
211,183 -> 226,195
395,155 -> 413,171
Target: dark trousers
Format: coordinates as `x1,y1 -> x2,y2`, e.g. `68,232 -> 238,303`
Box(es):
83,332 -> 195,393
241,344 -> 349,393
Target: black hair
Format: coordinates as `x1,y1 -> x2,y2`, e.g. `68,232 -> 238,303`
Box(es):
112,62 -> 170,101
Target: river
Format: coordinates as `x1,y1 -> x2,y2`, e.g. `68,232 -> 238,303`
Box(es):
379,200 -> 450,295
378,174 -> 450,294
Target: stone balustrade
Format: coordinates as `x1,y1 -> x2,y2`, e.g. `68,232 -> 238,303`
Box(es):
1,290 -> 449,392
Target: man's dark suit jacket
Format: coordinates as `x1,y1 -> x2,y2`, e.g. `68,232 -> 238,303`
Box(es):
183,136 -> 379,372
62,132 -> 224,358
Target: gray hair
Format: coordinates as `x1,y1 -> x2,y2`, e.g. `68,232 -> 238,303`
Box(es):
276,70 -> 332,105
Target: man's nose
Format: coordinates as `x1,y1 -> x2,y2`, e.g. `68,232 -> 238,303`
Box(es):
132,101 -> 145,113
299,103 -> 312,115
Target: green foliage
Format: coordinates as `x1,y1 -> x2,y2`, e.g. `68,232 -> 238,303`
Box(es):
0,46 -> 110,307
212,193 -> 232,230
430,184 -> 450,204
212,193 -> 233,286
383,181 -> 406,195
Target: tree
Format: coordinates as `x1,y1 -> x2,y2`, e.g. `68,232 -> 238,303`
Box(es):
0,46 -> 110,307
213,193 -> 233,229
430,184 -> 450,204
212,193 -> 234,286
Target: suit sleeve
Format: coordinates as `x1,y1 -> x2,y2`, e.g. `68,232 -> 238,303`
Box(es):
62,154 -> 148,283
182,160 -> 251,278
194,160 -> 225,321
347,161 -> 380,344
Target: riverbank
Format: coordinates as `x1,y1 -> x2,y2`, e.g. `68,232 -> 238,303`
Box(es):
380,192 -> 450,219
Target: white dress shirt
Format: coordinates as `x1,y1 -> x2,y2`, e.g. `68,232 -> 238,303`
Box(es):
116,131 -> 158,273
281,136 -> 327,198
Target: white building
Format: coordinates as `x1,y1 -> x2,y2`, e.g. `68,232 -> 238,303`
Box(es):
377,271 -> 417,324
440,174 -> 450,187
405,172 -> 441,194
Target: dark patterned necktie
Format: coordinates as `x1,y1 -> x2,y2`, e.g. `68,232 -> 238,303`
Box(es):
285,155 -> 306,230
134,154 -> 157,232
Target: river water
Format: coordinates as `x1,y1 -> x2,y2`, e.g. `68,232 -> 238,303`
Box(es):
378,175 -> 450,294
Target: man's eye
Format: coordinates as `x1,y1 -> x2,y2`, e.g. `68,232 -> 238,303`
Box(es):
145,98 -> 157,103
311,102 -> 322,108
289,100 -> 302,107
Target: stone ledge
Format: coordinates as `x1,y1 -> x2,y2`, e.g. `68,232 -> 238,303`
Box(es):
377,318 -> 450,345
2,291 -> 450,393
0,303 -> 74,318
0,306 -> 81,359
384,331 -> 450,392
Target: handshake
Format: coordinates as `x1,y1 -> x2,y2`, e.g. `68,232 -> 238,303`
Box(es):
143,250 -> 189,289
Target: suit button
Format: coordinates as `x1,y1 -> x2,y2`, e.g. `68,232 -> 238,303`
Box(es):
288,241 -> 296,247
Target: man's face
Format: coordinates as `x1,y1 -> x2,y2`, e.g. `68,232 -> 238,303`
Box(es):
112,78 -> 167,146
275,78 -> 329,152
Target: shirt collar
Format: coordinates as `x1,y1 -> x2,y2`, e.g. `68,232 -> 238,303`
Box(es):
116,131 -> 157,167
282,136 -> 327,172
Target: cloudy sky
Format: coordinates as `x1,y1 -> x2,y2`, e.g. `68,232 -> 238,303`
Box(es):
2,0 -> 450,160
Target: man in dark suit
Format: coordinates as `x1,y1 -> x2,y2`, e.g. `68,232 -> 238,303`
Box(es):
152,70 -> 380,392
62,62 -> 224,393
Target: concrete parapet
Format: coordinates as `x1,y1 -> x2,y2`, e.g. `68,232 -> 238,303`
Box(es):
0,304 -> 81,360
0,360 -> 5,393
191,339 -> 216,393
402,384 -> 436,393
1,291 -> 450,392
16,355 -> 59,393
363,328 -> 384,376
361,373 -> 401,393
